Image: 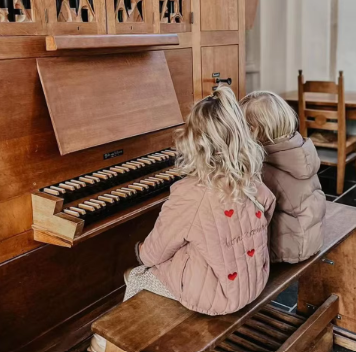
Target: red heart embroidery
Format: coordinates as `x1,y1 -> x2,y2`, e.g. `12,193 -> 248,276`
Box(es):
224,209 -> 234,218
256,211 -> 262,219
228,272 -> 237,281
247,249 -> 255,257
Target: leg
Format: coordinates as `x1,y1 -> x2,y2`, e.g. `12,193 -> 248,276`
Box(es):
337,157 -> 346,195
88,334 -> 107,352
106,341 -> 127,352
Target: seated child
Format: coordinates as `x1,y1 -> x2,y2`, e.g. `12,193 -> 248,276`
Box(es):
89,86 -> 276,352
240,91 -> 326,264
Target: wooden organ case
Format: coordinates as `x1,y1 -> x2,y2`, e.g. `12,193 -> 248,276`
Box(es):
0,1 -> 245,351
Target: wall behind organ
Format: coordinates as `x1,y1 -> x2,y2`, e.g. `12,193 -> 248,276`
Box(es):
246,0 -> 356,133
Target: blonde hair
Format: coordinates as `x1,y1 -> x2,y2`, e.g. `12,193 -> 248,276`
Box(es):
240,91 -> 298,145
175,85 -> 264,202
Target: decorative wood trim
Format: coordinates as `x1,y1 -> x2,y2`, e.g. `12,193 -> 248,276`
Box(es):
334,326 -> 356,352
45,34 -> 179,51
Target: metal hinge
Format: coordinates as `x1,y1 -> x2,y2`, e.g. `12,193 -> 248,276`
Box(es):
190,12 -> 194,24
322,258 -> 334,265
45,9 -> 48,23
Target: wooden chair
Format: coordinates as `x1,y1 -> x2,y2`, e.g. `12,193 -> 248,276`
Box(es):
298,70 -> 356,195
92,202 -> 356,352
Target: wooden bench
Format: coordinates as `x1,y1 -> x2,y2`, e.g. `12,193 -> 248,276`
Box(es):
92,202 -> 356,352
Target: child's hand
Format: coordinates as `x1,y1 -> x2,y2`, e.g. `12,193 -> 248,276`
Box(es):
135,242 -> 144,265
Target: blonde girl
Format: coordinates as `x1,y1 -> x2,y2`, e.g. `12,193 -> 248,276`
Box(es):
89,86 -> 276,352
240,91 -> 326,264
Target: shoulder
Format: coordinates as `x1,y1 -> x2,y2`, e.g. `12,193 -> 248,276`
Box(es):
262,163 -> 280,186
169,176 -> 206,199
255,180 -> 276,205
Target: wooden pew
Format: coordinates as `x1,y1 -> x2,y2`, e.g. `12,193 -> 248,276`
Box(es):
92,202 -> 356,352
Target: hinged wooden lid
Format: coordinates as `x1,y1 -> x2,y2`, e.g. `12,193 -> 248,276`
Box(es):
37,51 -> 183,155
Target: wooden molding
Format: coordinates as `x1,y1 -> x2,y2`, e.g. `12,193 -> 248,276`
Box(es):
334,326 -> 356,351
45,34 -> 179,51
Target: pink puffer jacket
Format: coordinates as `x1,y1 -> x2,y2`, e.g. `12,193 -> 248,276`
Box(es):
140,177 -> 276,316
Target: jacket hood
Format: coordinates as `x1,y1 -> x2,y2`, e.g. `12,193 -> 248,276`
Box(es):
264,132 -> 320,180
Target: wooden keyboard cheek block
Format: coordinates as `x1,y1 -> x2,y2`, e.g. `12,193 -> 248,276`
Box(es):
32,192 -> 84,242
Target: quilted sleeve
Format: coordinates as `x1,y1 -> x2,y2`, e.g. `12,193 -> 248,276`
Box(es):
139,180 -> 202,267
264,192 -> 276,225
260,168 -> 277,224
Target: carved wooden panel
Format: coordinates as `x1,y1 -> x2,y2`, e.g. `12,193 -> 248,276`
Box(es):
46,0 -> 106,34
57,0 -> 95,23
0,0 -> 47,34
159,0 -> 191,33
107,0 -> 153,34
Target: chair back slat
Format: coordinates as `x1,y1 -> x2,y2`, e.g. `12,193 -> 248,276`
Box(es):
304,109 -> 339,120
306,120 -> 338,131
303,81 -> 338,94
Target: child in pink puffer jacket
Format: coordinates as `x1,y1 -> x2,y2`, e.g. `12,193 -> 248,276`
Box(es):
89,86 -> 275,352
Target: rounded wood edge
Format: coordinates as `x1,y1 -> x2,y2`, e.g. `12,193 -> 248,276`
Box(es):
45,36 -> 58,51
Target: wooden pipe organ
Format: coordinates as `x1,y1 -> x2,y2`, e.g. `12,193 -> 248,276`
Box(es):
0,1 -> 246,351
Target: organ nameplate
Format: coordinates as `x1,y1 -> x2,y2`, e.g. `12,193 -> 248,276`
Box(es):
104,149 -> 124,160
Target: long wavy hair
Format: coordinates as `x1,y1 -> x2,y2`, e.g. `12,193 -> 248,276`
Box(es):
175,85 -> 264,202
240,91 -> 298,145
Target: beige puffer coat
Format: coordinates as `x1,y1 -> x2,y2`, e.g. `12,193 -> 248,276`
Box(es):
140,176 -> 276,316
263,132 -> 326,263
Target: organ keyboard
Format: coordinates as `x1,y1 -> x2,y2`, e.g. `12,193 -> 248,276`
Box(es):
32,149 -> 182,247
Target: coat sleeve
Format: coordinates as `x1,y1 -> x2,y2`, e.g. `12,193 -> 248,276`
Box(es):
139,181 -> 202,267
258,170 -> 277,225
264,192 -> 276,225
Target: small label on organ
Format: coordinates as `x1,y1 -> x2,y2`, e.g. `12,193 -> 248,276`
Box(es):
103,149 -> 124,160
